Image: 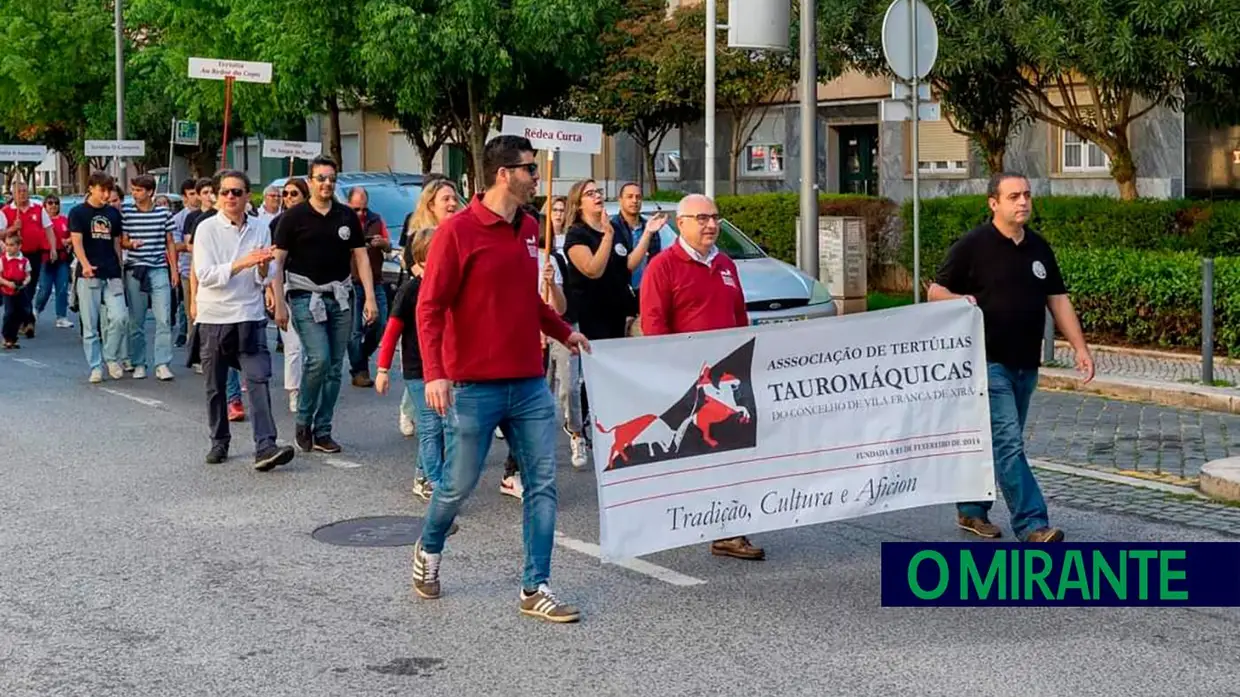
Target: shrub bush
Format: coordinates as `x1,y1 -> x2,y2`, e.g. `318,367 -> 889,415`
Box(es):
1057,249 -> 1240,356
899,195 -> 1240,285
714,193 -> 898,283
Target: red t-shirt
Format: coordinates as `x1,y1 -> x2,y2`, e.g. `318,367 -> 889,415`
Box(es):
2,203 -> 52,254
417,196 -> 572,382
0,253 -> 31,297
639,241 -> 749,336
50,215 -> 70,261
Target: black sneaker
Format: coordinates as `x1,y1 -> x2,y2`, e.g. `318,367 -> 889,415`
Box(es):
295,426 -> 314,453
313,435 -> 342,454
205,444 -> 228,464
254,444 -> 295,472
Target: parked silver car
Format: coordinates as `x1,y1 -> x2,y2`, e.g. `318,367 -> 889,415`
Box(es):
603,201 -> 838,324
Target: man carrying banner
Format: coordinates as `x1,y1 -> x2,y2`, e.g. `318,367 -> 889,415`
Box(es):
928,171 -> 1094,543
639,193 -> 765,561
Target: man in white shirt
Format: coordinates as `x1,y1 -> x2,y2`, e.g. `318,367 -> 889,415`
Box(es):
193,170 -> 295,471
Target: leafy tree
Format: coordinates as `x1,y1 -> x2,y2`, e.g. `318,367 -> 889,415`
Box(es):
569,0 -> 701,194
359,0 -> 620,192
660,1 -> 797,194
0,0 -> 114,189
1005,0 -> 1240,199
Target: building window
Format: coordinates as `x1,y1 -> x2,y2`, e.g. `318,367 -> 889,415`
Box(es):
918,160 -> 967,174
1062,131 -> 1110,172
654,151 -> 681,179
745,144 -> 783,175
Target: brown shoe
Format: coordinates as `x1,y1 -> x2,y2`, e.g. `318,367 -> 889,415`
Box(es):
352,373 -> 374,388
710,536 -> 765,560
956,514 -> 1002,539
1024,527 -> 1065,543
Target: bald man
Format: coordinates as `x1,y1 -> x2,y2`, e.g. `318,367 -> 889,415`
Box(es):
639,194 -> 764,561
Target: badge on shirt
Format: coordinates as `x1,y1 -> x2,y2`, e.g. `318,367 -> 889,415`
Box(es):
721,269 -> 737,288
1031,260 -> 1047,280
337,225 -> 351,241
614,243 -> 628,256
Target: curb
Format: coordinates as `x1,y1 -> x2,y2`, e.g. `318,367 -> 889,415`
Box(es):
1038,368 -> 1240,415
1031,459 -> 1204,497
1053,339 -> 1240,367
1201,458 -> 1240,503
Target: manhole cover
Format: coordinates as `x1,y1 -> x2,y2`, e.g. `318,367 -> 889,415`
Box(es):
312,516 -> 423,547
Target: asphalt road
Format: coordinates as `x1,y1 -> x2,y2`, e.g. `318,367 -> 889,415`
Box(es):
2,323 -> 1239,697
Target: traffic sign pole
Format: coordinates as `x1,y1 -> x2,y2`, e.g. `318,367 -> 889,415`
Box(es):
167,117 -> 176,193
911,0 -> 920,303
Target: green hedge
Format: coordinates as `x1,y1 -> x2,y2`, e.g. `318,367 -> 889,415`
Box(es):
1058,249 -> 1240,356
900,196 -> 1240,284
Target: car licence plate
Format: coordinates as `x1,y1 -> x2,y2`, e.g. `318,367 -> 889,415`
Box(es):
753,315 -> 807,325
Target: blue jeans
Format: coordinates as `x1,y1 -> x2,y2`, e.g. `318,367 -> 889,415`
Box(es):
77,277 -> 128,370
124,266 -> 174,370
227,369 -> 242,402
958,363 -> 1049,540
174,272 -> 190,344
421,378 -> 558,590
405,379 -> 447,487
347,281 -> 387,376
289,292 -> 352,437
35,259 -> 71,319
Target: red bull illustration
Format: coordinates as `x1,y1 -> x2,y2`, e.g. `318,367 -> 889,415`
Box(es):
595,339 -> 758,471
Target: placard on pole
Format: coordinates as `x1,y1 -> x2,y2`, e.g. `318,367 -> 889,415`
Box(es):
187,58 -> 274,168
499,115 -> 603,301
263,139 -> 323,177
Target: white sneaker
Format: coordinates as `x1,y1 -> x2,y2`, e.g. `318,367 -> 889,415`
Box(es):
288,390 -> 299,414
89,369 -> 103,384
399,411 -> 415,437
494,426 -> 505,440
55,318 -> 72,329
570,434 -> 589,470
122,360 -> 133,373
132,366 -> 147,380
194,363 -> 203,375
155,365 -> 174,381
106,362 -> 124,380
500,475 -> 524,500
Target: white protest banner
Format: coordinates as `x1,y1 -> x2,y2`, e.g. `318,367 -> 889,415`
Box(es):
85,140 -> 146,157
188,57 -> 274,84
0,145 -> 48,162
262,139 -> 322,159
500,115 -> 603,154
580,300 -> 994,560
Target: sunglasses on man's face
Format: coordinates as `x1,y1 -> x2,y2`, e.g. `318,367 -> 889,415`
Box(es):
505,163 -> 538,176
313,174 -> 336,184
218,188 -> 246,199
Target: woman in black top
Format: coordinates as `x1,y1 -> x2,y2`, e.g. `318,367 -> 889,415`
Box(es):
563,179 -> 637,341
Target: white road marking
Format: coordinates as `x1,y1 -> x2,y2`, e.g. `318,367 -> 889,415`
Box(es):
100,388 -> 164,407
13,358 -> 48,368
325,458 -> 365,469
554,532 -> 706,587
1031,459 -> 1206,498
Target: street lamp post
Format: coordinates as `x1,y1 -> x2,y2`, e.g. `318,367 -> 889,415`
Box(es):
705,0 -> 717,199
798,0 -> 817,279
114,0 -> 126,187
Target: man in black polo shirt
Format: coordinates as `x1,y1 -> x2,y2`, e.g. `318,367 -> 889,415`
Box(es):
272,155 -> 379,454
928,171 -> 1094,543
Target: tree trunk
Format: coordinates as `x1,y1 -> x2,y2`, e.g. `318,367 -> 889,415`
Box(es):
1108,139 -> 1138,200
419,147 -> 436,174
327,95 -> 343,168
728,148 -> 740,196
645,149 -> 659,195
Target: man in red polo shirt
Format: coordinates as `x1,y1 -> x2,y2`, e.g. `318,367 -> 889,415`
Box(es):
640,193 -> 765,561
411,135 -> 591,624
3,181 -> 56,338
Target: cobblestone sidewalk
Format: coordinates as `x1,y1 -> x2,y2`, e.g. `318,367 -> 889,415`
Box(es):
1053,345 -> 1240,386
1039,469 -> 1240,538
1027,391 -> 1240,480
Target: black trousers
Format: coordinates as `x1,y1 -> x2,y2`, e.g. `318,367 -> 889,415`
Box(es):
20,251 -> 44,325
2,293 -> 29,342
200,321 -> 276,450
